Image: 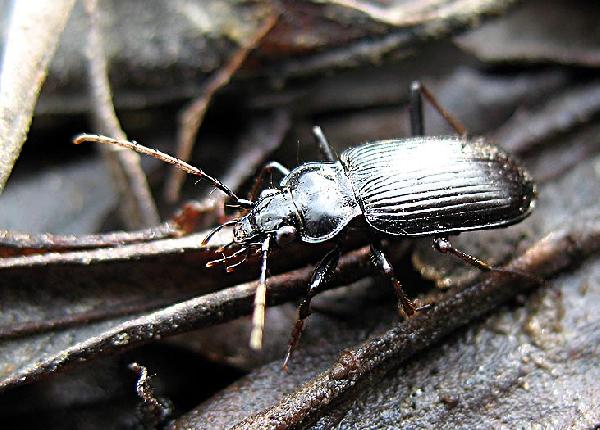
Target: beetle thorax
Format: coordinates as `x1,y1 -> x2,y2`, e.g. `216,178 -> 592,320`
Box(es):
233,189 -> 299,244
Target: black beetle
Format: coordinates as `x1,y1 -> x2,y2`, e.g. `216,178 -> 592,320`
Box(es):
77,81 -> 536,369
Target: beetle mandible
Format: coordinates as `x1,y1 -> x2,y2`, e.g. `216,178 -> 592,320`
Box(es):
79,81 -> 536,369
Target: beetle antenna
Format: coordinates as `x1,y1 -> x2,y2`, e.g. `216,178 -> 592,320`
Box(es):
250,235 -> 271,350
75,134 -> 251,206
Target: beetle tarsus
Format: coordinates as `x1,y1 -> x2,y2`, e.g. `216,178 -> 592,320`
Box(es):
393,279 -> 417,316
283,246 -> 340,369
283,319 -> 304,372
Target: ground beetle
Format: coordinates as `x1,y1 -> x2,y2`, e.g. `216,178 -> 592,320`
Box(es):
79,81 -> 536,369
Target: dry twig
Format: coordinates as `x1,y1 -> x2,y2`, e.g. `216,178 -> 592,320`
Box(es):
0,0 -> 76,192
84,0 -> 160,228
164,13 -> 279,202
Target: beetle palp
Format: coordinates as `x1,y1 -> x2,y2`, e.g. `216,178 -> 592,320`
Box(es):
225,250 -> 251,272
206,246 -> 248,267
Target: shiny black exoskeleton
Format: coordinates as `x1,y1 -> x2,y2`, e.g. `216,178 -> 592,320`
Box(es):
103,81 -> 537,369
234,135 -> 534,247
201,82 -> 537,368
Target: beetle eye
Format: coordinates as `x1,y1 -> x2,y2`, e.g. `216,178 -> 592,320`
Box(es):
275,226 -> 297,246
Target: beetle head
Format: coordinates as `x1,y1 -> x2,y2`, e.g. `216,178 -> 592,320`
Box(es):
233,189 -> 299,246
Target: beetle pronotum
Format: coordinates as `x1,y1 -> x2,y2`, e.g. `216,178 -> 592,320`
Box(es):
76,81 -> 537,369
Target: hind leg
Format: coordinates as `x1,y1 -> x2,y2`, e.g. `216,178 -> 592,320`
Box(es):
433,237 -> 543,284
409,81 -> 468,137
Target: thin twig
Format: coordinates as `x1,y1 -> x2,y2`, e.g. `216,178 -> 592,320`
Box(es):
84,0 -> 160,228
0,294 -> 191,340
0,223 -> 178,251
129,362 -> 173,428
0,0 -> 76,192
164,13 -> 279,202
0,246 -> 373,392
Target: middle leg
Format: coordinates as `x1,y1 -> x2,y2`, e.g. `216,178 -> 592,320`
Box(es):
370,241 -> 421,317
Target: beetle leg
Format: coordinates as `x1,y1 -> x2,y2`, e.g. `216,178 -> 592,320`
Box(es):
283,245 -> 340,371
312,126 -> 338,162
432,237 -> 544,284
410,81 -> 468,137
370,242 -> 419,317
248,161 -> 290,201
433,237 -> 492,271
409,81 -> 425,136
250,235 -> 272,350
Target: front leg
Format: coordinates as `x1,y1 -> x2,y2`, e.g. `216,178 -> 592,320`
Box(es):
283,246 -> 340,370
250,235 -> 272,350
